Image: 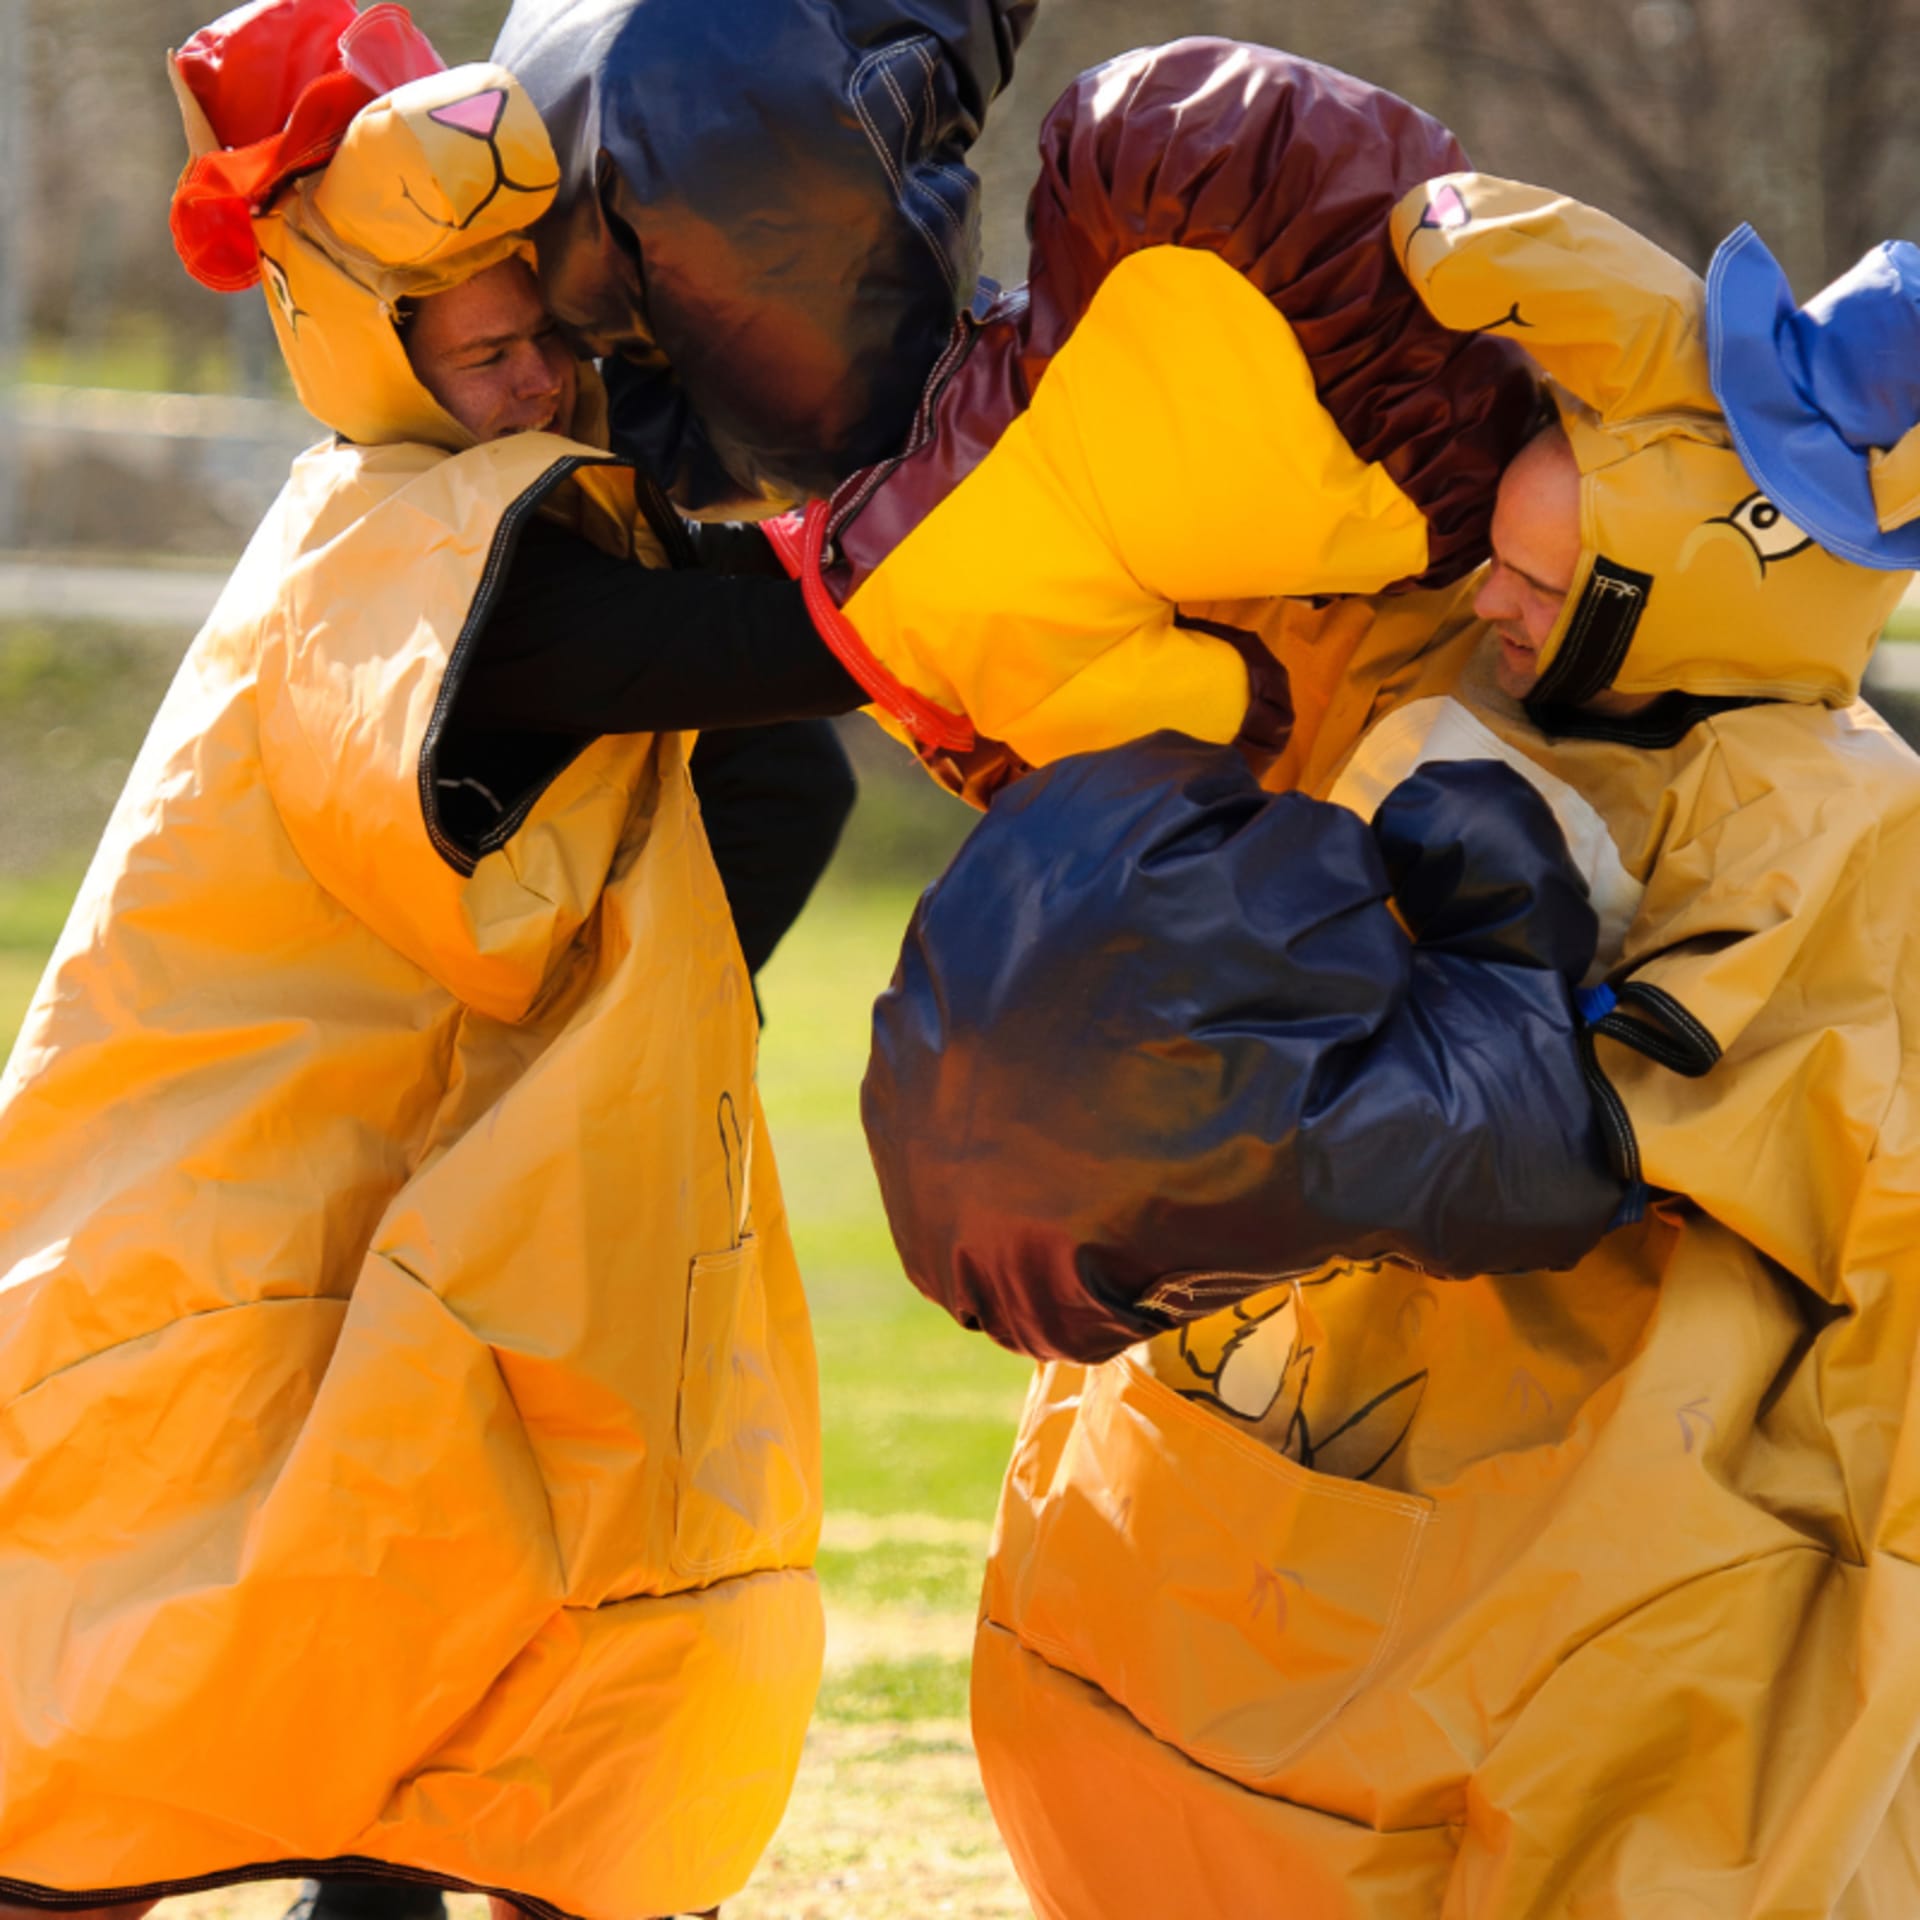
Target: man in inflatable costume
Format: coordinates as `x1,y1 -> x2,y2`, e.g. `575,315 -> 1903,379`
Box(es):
0,8 -> 821,1918
866,144 -> 1920,1920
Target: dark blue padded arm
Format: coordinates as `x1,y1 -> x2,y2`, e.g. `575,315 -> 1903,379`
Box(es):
494,0 -> 1037,512
863,735 -> 1628,1362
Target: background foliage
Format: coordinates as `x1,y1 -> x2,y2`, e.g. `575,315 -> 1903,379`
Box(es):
14,0 -> 1919,392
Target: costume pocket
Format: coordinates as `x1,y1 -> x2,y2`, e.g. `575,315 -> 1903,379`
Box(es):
984,1354 -> 1432,1788
671,1236 -> 813,1581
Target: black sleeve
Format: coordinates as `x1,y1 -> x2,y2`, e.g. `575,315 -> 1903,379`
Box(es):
690,719 -> 858,977
682,517 -> 792,577
455,514 -> 865,736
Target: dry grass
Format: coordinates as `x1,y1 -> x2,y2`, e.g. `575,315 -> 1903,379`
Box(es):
730,1720 -> 1028,1920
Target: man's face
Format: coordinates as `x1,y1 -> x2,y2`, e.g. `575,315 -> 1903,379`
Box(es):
404,257 -> 577,443
1473,423 -> 1584,701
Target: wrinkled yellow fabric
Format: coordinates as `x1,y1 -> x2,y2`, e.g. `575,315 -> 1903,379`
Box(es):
0,431 -> 822,1918
839,244 -> 1427,765
973,587 -> 1920,1917
1870,425 -> 1920,535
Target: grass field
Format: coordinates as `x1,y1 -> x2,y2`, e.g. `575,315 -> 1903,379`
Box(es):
0,872 -> 77,1026
0,861 -> 1034,1918
724,879 -> 1034,1914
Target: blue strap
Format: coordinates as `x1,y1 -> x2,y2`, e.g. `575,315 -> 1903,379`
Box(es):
1576,981 -> 1618,1024
1576,981 -> 1652,1225
1607,1182 -> 1650,1229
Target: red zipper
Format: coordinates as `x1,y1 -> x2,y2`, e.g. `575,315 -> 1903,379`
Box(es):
796,500 -> 973,751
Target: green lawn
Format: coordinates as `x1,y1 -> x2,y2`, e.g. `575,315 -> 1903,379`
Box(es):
0,872 -> 79,1045
0,955 -> 42,1046
757,882 -> 1031,1544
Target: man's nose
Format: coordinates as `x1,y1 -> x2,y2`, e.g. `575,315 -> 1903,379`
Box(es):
511,342 -> 562,397
1473,562 -> 1514,624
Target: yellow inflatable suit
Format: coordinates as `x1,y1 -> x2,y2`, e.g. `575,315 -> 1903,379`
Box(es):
935,181 -> 1920,1916
0,20 -> 820,1919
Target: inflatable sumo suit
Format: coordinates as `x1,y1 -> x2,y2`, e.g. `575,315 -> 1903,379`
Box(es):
867,180 -> 1920,1914
491,0 -> 1037,512
761,39 -> 1541,802
0,9 -> 821,1916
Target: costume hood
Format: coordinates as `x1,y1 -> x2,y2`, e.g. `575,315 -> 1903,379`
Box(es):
0,429 -> 822,1913
1708,225 -> 1920,571
492,0 -> 1037,512
171,0 -> 573,452
1393,174 -> 1911,708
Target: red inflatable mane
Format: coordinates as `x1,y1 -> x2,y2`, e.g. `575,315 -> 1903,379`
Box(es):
169,0 -> 444,291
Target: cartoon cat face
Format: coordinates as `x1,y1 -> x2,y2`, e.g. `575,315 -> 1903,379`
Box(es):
312,64 -> 558,273
254,65 -> 564,451
1396,175 -> 1910,707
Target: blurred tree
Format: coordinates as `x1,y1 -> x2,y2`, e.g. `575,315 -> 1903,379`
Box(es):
1422,0 -> 1920,288
969,0 -> 1920,289
12,0 -> 1920,389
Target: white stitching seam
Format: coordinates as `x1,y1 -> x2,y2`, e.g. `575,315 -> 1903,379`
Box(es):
850,47 -> 905,190
848,41 -> 958,288
911,36 -> 937,132
878,59 -> 958,282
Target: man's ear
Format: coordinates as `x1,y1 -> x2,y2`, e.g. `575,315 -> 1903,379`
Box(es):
1392,173 -> 1718,427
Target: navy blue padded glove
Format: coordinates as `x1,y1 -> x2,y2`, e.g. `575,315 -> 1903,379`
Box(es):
864,733 -> 1627,1362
